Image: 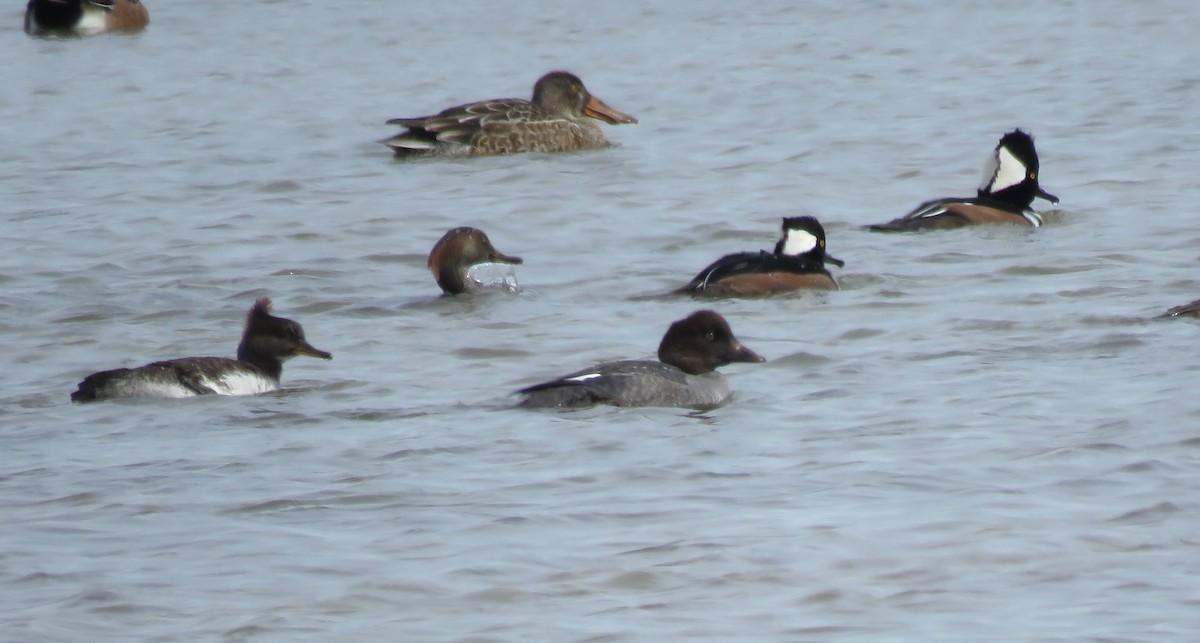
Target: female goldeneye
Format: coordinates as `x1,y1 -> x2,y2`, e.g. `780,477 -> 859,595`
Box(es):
429,226 -> 524,295
383,71 -> 638,157
1159,299 -> 1200,319
681,216 -> 845,297
867,129 -> 1060,231
517,310 -> 765,410
70,298 -> 331,403
25,0 -> 149,36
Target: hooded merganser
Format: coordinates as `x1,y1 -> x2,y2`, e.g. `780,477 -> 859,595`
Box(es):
681,216 -> 844,297
25,0 -> 148,36
867,129 -> 1059,232
70,297 -> 331,403
517,310 -> 765,410
428,227 -> 524,295
384,71 -> 638,157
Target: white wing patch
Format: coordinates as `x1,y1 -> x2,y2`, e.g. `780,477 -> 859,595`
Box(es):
205,372 -> 278,396
915,204 -> 949,219
979,145 -> 1027,194
133,381 -> 202,399
779,228 -> 818,256
565,373 -> 602,383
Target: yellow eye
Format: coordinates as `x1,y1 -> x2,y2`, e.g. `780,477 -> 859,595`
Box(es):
1029,172 -> 1037,180
819,239 -> 825,248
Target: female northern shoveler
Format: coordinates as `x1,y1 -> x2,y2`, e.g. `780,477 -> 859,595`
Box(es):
384,71 -> 638,157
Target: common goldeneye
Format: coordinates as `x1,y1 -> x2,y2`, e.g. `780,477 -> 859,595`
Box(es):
517,310 -> 765,410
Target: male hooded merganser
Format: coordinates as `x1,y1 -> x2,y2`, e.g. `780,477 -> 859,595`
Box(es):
517,310 -> 765,410
681,216 -> 845,297
1158,299 -> 1200,319
383,71 -> 638,157
25,0 -> 148,36
70,298 -> 331,403
867,129 -> 1059,232
429,227 -> 524,295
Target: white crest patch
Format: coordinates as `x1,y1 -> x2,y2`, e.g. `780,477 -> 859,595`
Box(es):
979,145 -> 1027,195
565,373 -> 602,383
780,228 -> 818,256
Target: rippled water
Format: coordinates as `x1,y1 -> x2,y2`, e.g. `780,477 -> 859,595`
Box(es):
4,1 -> 1200,640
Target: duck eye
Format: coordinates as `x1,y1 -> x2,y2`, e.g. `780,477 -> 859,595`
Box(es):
705,331 -> 715,341
1029,171 -> 1037,180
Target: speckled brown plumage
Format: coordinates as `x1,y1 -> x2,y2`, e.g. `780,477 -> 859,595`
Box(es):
384,71 -> 637,157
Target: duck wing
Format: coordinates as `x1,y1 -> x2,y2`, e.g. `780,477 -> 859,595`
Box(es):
386,98 -> 552,150
684,250 -> 830,292
866,196 -> 1030,231
518,360 -> 689,408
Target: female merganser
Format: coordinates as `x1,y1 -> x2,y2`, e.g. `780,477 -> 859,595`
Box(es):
428,227 -> 523,295
71,297 -> 331,402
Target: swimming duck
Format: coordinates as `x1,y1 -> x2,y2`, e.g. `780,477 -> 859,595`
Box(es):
867,129 -> 1059,232
384,71 -> 638,157
71,298 -> 331,403
429,227 -> 523,295
681,216 -> 844,297
25,0 -> 148,36
517,310 -> 765,410
1159,299 -> 1200,319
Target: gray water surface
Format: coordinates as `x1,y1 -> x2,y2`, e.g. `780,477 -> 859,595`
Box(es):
3,1 -> 1200,640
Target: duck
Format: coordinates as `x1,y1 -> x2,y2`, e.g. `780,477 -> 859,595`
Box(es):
383,71 -> 638,157
866,129 -> 1059,232
25,0 -> 148,36
517,310 -> 765,410
70,298 -> 331,403
681,216 -> 845,297
1158,299 -> 1200,319
429,227 -> 523,295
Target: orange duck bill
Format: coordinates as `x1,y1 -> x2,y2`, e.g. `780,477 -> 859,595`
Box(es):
583,95 -> 638,125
